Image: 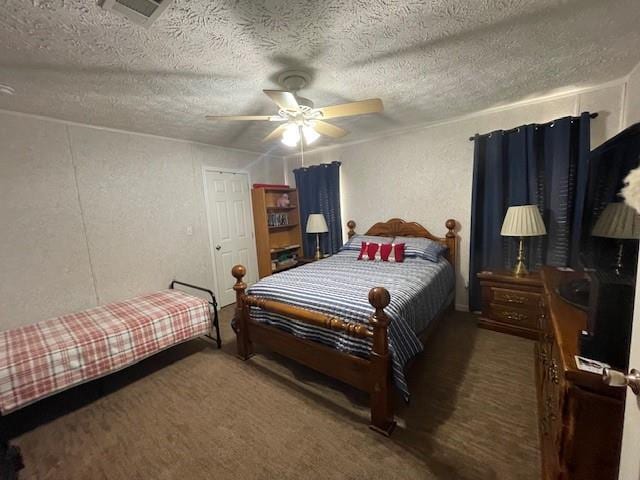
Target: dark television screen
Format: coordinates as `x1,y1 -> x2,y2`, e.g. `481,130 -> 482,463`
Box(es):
570,122 -> 640,368
580,123 -> 640,272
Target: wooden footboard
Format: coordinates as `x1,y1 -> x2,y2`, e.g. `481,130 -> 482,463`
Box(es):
231,265 -> 396,435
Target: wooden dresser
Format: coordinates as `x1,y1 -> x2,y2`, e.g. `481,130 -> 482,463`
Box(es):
537,267 -> 624,480
477,270 -> 544,339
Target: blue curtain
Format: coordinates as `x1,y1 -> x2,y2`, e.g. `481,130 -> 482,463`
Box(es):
294,161 -> 342,257
469,113 -> 591,311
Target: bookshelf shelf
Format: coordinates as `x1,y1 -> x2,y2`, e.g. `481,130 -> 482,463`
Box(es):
272,261 -> 299,273
266,206 -> 298,211
270,245 -> 301,254
268,223 -> 298,230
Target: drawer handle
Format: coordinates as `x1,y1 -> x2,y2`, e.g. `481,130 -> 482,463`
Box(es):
499,293 -> 527,304
498,310 -> 529,323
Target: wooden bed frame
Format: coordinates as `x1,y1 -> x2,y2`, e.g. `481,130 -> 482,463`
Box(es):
231,218 -> 457,435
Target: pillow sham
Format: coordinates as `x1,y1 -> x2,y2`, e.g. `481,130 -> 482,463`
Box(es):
395,236 -> 447,262
342,234 -> 394,251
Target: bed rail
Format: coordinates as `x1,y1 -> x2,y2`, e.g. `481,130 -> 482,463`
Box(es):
243,296 -> 374,339
170,280 -> 221,348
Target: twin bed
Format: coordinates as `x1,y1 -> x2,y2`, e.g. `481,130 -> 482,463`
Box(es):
231,218 -> 457,435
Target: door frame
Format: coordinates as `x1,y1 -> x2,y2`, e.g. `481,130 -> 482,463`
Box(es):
202,167 -> 259,308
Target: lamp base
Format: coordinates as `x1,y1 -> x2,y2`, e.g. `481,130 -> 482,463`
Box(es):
512,237 -> 528,276
513,259 -> 528,276
314,233 -> 322,261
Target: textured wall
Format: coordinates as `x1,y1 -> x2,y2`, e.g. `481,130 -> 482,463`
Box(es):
626,64 -> 640,127
0,115 -> 97,329
246,155 -> 286,186
288,84 -> 626,310
0,111 -> 273,329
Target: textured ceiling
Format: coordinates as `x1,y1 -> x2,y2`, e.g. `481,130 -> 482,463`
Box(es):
1,0 -> 640,154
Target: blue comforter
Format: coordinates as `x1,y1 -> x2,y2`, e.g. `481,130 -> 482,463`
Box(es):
247,250 -> 455,399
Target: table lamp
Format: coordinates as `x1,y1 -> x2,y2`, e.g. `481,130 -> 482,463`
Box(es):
306,213 -> 328,260
501,205 -> 547,276
592,202 -> 640,275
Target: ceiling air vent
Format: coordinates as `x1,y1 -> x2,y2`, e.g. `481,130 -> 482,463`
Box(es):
100,0 -> 174,27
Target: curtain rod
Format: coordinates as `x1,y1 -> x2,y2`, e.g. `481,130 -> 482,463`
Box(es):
468,112 -> 599,141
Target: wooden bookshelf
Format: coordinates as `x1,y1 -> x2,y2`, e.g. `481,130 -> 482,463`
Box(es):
251,187 -> 303,278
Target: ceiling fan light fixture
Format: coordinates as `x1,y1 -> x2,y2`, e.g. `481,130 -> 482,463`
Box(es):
302,125 -> 320,145
281,124 -> 300,147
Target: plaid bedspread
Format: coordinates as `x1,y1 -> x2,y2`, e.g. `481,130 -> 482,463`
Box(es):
0,290 -> 212,414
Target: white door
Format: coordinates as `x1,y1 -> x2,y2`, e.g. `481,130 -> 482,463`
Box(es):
204,171 -> 257,307
618,261 -> 640,479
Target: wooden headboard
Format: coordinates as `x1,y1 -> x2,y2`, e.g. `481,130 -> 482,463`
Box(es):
346,218 -> 458,272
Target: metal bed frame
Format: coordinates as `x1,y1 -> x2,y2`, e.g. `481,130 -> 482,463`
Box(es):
170,280 -> 221,349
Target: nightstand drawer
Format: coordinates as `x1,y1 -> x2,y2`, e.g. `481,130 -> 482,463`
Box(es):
488,303 -> 540,330
477,270 -> 543,339
490,287 -> 541,309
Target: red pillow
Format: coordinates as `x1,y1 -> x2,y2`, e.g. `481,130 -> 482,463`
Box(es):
380,243 -> 392,261
366,242 -> 379,260
356,242 -> 405,262
357,241 -> 368,260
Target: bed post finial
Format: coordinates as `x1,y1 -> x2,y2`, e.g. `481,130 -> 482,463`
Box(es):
347,220 -> 356,239
368,286 -> 396,436
232,265 -> 252,360
369,287 -> 391,354
444,219 -> 457,272
445,219 -> 456,236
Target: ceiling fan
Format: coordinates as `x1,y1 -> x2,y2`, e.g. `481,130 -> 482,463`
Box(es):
205,71 -> 383,147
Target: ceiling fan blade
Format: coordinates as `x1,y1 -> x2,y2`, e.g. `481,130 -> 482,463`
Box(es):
312,120 -> 348,138
263,90 -> 300,111
262,124 -> 289,142
317,98 -> 383,119
205,115 -> 284,121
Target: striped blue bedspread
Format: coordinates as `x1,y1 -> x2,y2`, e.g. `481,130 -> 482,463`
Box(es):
246,250 -> 455,400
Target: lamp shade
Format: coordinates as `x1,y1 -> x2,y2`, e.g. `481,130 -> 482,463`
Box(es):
306,214 -> 328,234
501,205 -> 547,237
592,202 -> 640,239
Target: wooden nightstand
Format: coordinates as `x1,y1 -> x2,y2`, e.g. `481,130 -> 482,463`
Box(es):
477,270 -> 544,339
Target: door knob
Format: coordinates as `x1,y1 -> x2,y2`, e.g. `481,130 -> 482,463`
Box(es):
602,368 -> 640,395
215,245 -> 221,251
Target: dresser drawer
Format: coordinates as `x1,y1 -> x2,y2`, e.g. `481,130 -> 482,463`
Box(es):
490,287 -> 542,309
488,303 -> 540,330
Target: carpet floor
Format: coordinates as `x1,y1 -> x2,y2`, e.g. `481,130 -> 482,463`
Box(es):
7,307 -> 540,480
